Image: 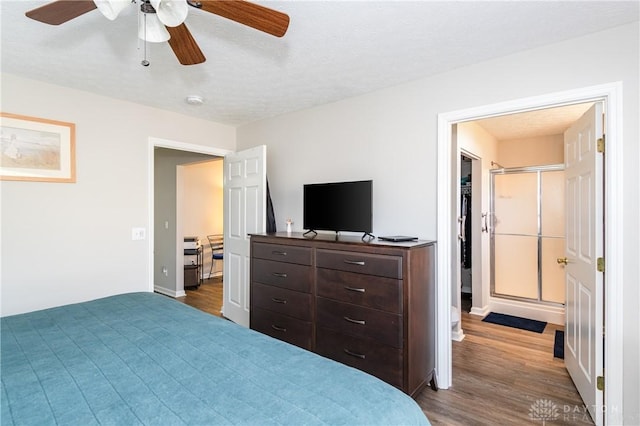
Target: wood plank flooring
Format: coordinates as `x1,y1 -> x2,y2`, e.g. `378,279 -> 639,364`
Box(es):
178,285 -> 591,425
417,311 -> 593,425
176,277 -> 223,317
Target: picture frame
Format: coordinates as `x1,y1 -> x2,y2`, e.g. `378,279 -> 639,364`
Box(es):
0,112 -> 76,183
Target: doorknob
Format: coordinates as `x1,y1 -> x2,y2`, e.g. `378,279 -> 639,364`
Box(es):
557,257 -> 569,265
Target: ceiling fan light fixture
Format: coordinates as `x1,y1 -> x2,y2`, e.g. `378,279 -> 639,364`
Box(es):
150,0 -> 188,27
138,10 -> 170,43
26,0 -> 289,66
93,0 -> 130,21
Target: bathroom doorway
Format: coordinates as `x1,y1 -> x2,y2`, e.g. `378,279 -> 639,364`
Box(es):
439,83 -> 622,426
455,101 -> 595,327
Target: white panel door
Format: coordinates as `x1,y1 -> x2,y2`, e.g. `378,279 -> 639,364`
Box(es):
223,145 -> 266,327
564,103 -> 603,425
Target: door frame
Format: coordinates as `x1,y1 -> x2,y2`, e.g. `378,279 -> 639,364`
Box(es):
436,82 -> 623,423
147,137 -> 232,294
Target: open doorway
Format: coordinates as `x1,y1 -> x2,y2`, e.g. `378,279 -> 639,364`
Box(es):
452,151 -> 483,342
180,159 -> 224,282
454,101 -> 607,424
436,83 -> 624,426
457,102 -> 594,329
153,147 -> 222,299
177,158 -> 225,317
148,139 -> 268,328
459,155 -> 473,301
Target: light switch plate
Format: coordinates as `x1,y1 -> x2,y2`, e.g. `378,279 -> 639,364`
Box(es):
132,227 -> 146,240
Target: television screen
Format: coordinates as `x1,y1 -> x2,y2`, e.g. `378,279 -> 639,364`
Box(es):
303,180 -> 372,234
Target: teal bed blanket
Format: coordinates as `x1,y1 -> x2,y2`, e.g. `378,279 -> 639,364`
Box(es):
1,292 -> 429,425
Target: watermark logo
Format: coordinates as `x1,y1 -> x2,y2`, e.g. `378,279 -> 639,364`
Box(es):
529,399 -> 560,424
528,399 -> 603,423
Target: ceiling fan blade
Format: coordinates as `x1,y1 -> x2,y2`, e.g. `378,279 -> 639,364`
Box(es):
25,1 -> 97,25
167,24 -> 206,65
199,0 -> 289,38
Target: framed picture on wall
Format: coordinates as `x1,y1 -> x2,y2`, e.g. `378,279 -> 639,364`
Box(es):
0,112 -> 76,183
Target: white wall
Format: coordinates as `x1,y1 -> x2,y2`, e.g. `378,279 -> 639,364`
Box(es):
238,79 -> 439,238
183,159 -> 223,277
237,22 -> 640,423
499,134 -> 564,167
0,73 -> 235,316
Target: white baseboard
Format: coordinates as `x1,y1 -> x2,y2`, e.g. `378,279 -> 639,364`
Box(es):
451,329 -> 466,342
154,285 -> 186,298
469,305 -> 490,317
489,297 -> 564,325
203,272 -> 223,280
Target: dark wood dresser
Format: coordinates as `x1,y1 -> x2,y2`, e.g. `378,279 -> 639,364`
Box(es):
249,232 -> 436,397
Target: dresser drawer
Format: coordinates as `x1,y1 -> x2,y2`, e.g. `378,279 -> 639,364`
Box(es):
252,282 -> 312,321
252,242 -> 312,265
251,307 -> 312,351
316,268 -> 402,313
252,258 -> 312,292
316,249 -> 402,279
316,327 -> 402,388
316,298 -> 402,348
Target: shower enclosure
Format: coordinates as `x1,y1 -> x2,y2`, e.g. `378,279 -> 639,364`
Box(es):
490,165 -> 565,305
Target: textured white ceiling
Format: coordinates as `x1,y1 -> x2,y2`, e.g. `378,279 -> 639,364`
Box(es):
475,102 -> 595,141
1,1 -> 638,126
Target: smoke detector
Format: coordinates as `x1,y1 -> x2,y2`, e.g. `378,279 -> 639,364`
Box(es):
186,95 -> 204,106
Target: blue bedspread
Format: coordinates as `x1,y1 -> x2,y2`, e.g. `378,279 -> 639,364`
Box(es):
1,292 -> 430,425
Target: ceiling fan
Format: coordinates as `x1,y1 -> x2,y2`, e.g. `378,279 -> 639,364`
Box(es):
24,0 -> 290,65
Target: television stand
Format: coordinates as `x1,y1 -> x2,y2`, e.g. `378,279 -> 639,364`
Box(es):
303,229 -> 317,238
361,232 -> 375,242
303,229 -> 375,241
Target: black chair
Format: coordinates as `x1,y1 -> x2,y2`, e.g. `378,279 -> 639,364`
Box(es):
207,234 -> 224,278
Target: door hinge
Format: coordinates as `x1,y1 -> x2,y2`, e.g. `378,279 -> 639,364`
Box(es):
597,257 -> 605,272
597,135 -> 605,153
597,375 -> 605,391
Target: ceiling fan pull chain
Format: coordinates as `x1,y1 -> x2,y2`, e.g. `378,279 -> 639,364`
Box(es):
141,11 -> 150,66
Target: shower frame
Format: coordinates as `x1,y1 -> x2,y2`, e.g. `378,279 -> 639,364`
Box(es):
489,164 -> 565,306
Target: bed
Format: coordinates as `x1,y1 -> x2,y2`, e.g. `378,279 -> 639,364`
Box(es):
1,292 -> 430,425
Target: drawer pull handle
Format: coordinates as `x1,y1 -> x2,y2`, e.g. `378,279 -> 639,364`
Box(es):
343,316 -> 366,325
272,272 -> 288,278
344,286 -> 366,293
344,260 -> 365,266
272,251 -> 287,256
344,348 -> 366,359
271,297 -> 287,304
271,324 -> 287,332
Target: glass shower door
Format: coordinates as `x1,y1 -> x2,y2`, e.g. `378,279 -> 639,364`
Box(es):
540,170 -> 565,304
492,171 -> 539,300
491,166 -> 565,305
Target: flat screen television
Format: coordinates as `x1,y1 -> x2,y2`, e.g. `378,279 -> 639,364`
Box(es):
303,180 -> 373,236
